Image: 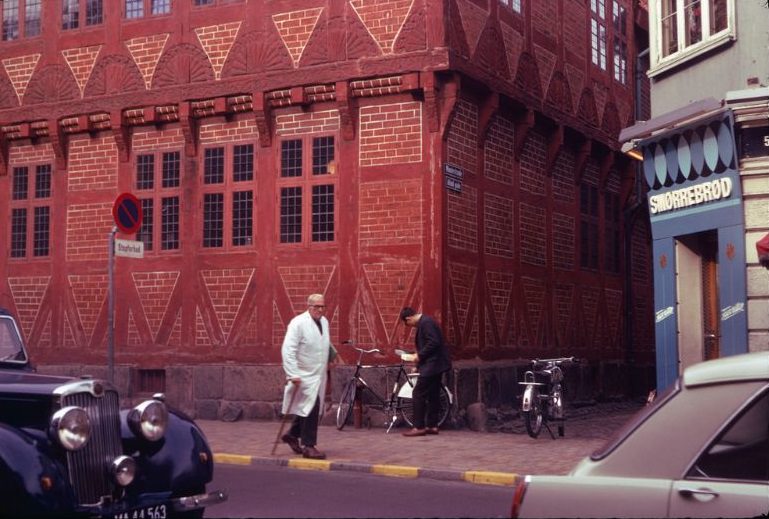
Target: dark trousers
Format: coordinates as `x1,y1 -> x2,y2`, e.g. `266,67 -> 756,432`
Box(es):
289,396 -> 320,447
412,374 -> 442,429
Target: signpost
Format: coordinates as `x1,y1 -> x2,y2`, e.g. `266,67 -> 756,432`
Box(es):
444,162 -> 463,193
108,194 -> 143,383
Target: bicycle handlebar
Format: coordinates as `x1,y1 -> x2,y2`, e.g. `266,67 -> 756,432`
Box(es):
531,356 -> 579,366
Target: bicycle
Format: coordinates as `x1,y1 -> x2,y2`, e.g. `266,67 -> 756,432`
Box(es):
335,341 -> 453,433
518,356 -> 578,439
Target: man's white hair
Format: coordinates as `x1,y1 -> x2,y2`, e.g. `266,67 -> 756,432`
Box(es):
307,293 -> 325,305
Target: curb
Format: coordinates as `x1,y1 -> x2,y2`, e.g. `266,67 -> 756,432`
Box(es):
214,453 -> 518,487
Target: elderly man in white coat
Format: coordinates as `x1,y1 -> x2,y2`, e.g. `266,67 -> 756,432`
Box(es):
280,293 -> 335,459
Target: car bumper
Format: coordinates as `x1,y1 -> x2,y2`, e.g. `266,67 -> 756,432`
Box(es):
171,489 -> 229,512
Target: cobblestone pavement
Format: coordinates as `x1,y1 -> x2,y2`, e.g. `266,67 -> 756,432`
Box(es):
201,400 -> 645,484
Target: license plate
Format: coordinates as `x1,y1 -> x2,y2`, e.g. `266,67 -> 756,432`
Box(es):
113,504 -> 167,519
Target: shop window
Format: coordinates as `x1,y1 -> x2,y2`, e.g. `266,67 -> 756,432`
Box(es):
278,136 -> 336,245
62,0 -> 103,30
591,0 -> 608,71
650,0 -> 734,75
125,0 -> 171,19
499,0 -> 522,14
1,0 -> 41,40
200,143 -> 255,249
135,151 -> 182,252
9,164 -> 51,259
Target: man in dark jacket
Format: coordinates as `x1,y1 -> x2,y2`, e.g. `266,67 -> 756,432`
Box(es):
399,307 -> 452,436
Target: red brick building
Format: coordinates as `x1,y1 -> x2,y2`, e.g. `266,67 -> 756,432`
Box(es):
0,0 -> 653,413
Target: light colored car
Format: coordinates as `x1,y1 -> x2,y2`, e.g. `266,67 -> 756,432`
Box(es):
512,351 -> 769,518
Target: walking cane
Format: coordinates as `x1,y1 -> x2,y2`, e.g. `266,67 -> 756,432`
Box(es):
271,380 -> 299,455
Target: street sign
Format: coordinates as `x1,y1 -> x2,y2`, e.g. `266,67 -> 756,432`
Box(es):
444,163 -> 464,179
114,239 -> 144,258
112,193 -> 142,234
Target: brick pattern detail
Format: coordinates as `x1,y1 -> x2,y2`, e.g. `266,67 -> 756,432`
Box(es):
455,0 -> 487,55
447,261 -> 477,347
565,63 -> 585,116
234,307 -> 257,347
446,99 -> 478,176
358,102 -> 421,166
580,286 -> 600,348
201,269 -> 254,342
167,308 -> 182,347
501,25 -> 524,84
363,261 -> 419,331
273,303 -> 286,353
275,110 -> 339,137
132,127 -> 184,151
552,149 -> 575,203
484,115 -> 515,185
272,8 -> 324,67
61,45 -> 102,96
200,118 -> 259,144
132,271 -> 179,341
9,142 -> 55,164
124,34 -> 170,89
531,0 -> 558,42
127,311 -> 140,348
69,274 -> 107,345
7,276 -> 49,342
67,135 -> 118,192
552,212 -> 575,271
349,0 -> 414,54
484,193 -> 513,258
520,202 -> 546,266
563,1 -> 587,62
632,221 -> 651,284
194,22 -> 242,80
277,264 -> 335,313
583,159 -> 599,185
356,306 -> 374,347
521,277 -> 545,347
520,129 -> 546,195
66,202 -> 113,261
2,53 -> 41,103
486,270 -> 514,347
359,179 -> 422,248
534,45 -> 557,97
554,283 -> 575,346
606,169 -> 621,193
605,288 -> 622,347
196,307 -> 210,347
447,185 -> 478,253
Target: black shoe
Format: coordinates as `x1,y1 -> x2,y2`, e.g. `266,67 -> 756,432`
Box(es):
281,434 -> 302,454
303,446 -> 326,459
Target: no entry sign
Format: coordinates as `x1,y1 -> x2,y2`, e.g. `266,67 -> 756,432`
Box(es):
112,193 -> 142,234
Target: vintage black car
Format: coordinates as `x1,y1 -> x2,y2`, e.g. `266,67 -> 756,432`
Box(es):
0,309 -> 227,518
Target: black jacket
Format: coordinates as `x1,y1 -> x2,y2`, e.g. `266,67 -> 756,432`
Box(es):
414,315 -> 451,377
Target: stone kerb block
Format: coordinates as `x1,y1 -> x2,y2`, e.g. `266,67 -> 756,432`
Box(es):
163,366 -> 193,416
193,365 -> 223,399
222,365 -> 285,401
195,399 -> 219,420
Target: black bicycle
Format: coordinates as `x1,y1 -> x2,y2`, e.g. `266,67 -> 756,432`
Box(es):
518,357 -> 578,439
335,341 -> 452,432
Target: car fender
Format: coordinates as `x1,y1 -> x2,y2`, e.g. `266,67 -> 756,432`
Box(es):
0,424 -> 76,517
121,408 -> 214,498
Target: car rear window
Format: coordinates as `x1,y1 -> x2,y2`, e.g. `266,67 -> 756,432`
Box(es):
590,380 -> 681,461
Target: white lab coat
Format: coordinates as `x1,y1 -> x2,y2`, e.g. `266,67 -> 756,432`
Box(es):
281,311 -> 331,417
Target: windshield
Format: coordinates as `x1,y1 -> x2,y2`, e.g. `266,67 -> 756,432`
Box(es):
590,380 -> 681,461
0,316 -> 28,363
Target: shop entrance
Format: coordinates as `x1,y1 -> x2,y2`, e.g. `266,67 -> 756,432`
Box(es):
675,230 -> 720,373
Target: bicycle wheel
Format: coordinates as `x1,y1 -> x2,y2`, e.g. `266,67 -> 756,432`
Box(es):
398,385 -> 451,428
336,380 -> 356,430
523,388 -> 543,438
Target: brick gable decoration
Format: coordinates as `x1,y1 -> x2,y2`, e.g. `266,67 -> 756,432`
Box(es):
455,0 -> 488,56
349,0 -> 415,54
2,54 -> 41,104
124,34 -> 170,89
62,45 -> 102,97
194,22 -> 242,80
272,8 -> 324,68
358,102 -> 422,166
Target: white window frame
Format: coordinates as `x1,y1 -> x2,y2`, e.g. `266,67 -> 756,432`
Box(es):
649,0 -> 736,77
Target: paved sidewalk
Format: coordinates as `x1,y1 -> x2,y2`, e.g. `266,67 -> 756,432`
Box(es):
201,401 -> 644,486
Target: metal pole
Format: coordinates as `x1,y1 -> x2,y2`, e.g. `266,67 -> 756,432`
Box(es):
108,226 -> 117,384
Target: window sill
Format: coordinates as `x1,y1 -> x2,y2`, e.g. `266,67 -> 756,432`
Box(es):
649,31 -> 735,78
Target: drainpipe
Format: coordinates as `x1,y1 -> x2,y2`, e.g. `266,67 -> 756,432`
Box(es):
623,47 -> 649,397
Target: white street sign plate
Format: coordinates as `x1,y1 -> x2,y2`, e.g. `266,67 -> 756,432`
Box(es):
115,239 -> 144,259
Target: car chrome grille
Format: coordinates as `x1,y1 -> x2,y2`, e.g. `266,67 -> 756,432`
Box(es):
61,390 -> 121,505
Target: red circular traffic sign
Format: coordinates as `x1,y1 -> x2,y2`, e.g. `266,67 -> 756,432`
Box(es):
112,192 -> 142,234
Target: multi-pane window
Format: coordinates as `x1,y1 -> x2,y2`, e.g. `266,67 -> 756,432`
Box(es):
125,0 -> 171,18
2,0 -> 41,40
201,143 -> 256,249
135,151 -> 181,252
612,1 -> 628,84
652,0 -> 733,73
605,193 -> 621,273
580,184 -> 599,270
62,0 -> 102,29
499,0 -> 522,14
9,164 -> 52,258
590,0 -> 608,71
278,136 -> 336,244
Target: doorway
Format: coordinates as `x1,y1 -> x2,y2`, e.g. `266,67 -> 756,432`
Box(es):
675,230 -> 720,373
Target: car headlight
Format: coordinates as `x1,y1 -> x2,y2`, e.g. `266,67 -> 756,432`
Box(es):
128,399 -> 168,441
111,455 -> 136,487
50,406 -> 91,451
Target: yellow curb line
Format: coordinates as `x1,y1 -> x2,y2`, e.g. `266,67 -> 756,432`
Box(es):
214,453 -> 253,465
371,464 -> 419,478
288,458 -> 332,471
463,471 -> 517,486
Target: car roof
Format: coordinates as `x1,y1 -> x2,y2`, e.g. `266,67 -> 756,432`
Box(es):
684,351 -> 769,387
